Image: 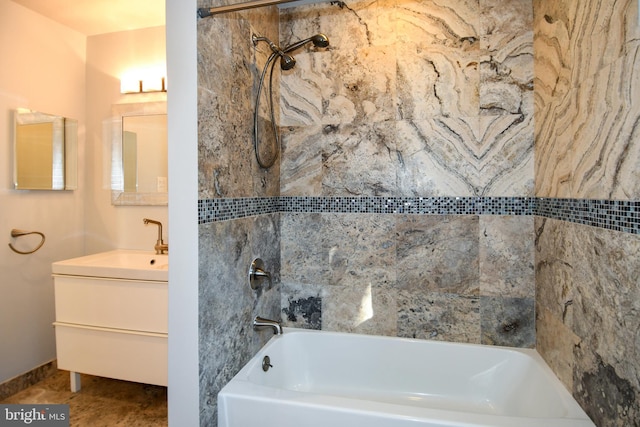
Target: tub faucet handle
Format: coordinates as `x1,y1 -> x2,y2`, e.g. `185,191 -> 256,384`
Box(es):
249,258 -> 272,290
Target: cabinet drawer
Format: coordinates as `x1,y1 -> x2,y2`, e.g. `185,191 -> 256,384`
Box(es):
54,322 -> 167,387
54,275 -> 167,333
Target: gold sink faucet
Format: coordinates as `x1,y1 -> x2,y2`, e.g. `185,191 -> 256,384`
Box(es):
143,218 -> 168,254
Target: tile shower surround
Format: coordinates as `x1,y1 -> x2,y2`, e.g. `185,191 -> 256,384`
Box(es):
196,0 -> 640,424
198,196 -> 640,234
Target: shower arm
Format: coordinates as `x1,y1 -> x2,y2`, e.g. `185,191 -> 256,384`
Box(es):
253,36 -> 284,57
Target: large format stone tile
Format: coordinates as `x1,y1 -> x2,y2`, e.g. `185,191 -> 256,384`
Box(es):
397,291 -> 481,343
199,214 -> 280,425
534,217 -> 575,327
571,46 -> 640,199
323,284 -> 398,336
281,121 -> 399,197
396,41 -> 479,120
198,13 -> 280,199
480,296 -> 535,347
479,215 -> 534,298
281,212 -> 397,287
396,215 -> 479,295
536,306 -> 580,392
397,115 -> 533,197
281,281 -> 323,330
570,223 -> 640,395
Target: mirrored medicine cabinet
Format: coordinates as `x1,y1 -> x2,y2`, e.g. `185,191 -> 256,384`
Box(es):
13,108 -> 78,190
111,101 -> 167,206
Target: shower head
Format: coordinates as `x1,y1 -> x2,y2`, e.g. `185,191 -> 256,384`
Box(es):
253,33 -> 329,71
279,54 -> 296,70
283,34 -> 330,53
252,34 -> 297,70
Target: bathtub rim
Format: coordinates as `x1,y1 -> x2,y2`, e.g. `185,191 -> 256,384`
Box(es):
219,328 -> 595,427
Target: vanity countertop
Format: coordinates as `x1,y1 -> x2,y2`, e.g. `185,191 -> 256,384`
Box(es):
52,250 -> 168,281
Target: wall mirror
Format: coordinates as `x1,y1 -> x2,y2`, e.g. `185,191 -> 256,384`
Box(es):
111,101 -> 167,205
13,108 -> 78,190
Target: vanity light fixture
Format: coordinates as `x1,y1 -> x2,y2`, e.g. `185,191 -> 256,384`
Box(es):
120,69 -> 167,94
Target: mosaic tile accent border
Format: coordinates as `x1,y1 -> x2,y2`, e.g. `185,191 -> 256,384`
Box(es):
278,196 -> 534,215
537,198 -> 640,234
197,196 -> 640,235
198,197 -> 279,224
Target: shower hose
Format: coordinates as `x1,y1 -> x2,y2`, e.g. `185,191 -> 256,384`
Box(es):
253,52 -> 280,169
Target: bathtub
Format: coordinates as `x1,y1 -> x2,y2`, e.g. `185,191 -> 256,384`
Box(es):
218,329 -> 594,427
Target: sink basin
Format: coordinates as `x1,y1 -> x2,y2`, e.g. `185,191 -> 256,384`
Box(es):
52,250 -> 168,281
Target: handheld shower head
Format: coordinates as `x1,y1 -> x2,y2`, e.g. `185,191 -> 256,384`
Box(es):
283,34 -> 330,53
252,32 -> 330,169
311,33 -> 330,48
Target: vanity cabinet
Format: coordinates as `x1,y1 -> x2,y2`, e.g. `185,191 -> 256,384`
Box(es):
52,274 -> 168,391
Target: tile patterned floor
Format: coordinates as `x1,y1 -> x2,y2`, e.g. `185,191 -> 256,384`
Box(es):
1,370 -> 167,426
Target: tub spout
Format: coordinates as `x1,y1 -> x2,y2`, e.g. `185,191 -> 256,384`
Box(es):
253,316 -> 282,335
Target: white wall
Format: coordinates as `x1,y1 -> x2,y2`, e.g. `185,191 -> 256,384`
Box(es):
84,27 -> 168,254
166,0 -> 199,424
0,0 -> 85,383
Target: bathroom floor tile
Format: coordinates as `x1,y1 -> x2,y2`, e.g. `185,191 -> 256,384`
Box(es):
0,370 -> 167,426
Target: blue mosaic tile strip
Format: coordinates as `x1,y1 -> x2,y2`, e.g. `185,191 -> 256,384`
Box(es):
278,196 -> 534,215
536,198 -> 640,234
197,196 -> 639,234
198,196 -> 533,222
198,197 -> 279,224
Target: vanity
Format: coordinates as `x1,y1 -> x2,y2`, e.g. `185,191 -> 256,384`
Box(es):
51,250 -> 168,391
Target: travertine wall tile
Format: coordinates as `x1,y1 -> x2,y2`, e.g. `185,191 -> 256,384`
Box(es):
197,7 -> 281,426
198,11 -> 280,199
320,122 -> 399,196
536,306 -> 580,391
198,213 -> 281,424
280,0 -> 534,199
572,47 -> 640,199
281,212 -> 397,287
396,215 -> 479,295
480,0 -> 533,36
396,115 -> 533,197
534,1 -> 640,416
396,41 -> 479,119
536,220 -> 640,426
480,31 -> 534,116
480,296 -> 535,347
533,93 -> 577,198
281,281 -> 323,329
395,0 -> 479,46
281,122 -> 399,197
534,0 -> 640,200
570,223 -> 640,394
534,217 -> 575,328
532,0 -> 576,111
278,0 -> 534,348
323,284 -> 398,336
479,216 -> 534,298
397,291 -> 481,343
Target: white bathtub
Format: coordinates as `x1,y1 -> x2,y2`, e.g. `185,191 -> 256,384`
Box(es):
218,329 -> 594,427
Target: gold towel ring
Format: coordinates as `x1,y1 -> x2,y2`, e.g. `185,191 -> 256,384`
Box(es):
8,229 -> 46,255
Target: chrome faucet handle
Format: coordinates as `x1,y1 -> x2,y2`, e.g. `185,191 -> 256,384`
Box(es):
249,258 -> 272,290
